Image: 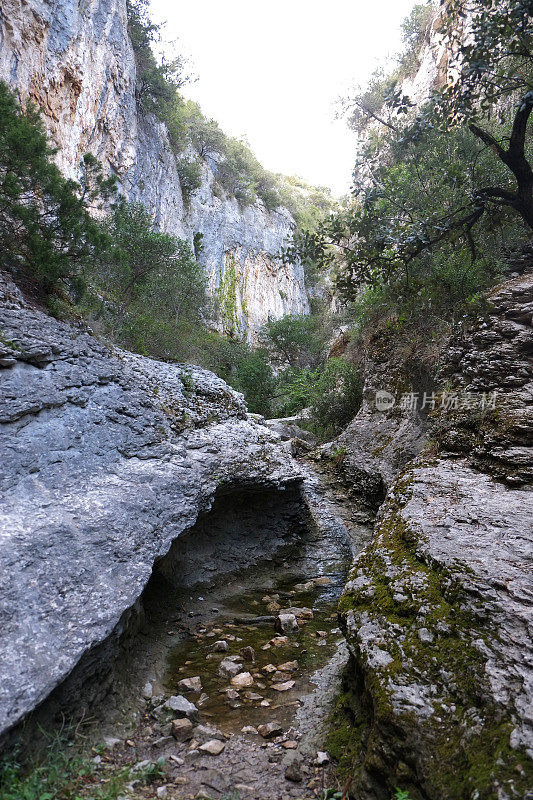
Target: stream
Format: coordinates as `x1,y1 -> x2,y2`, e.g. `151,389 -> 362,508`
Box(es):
93,462 -> 371,800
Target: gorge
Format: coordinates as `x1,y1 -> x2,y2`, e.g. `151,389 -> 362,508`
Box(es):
0,2 -> 532,800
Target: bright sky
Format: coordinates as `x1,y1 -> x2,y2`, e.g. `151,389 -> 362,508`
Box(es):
148,0 -> 418,197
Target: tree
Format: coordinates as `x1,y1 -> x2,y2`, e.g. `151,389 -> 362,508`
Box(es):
294,1 -> 533,305
262,314 -> 325,368
98,200 -> 206,318
0,82 -> 103,293
126,0 -> 193,118
428,0 -> 533,230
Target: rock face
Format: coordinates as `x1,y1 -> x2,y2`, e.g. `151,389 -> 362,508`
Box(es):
0,0 -> 309,339
332,270 -> 533,799
0,274 -> 304,746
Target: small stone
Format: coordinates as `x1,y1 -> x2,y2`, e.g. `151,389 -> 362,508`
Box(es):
156,787 -> 168,799
270,636 -> 289,647
172,718 -> 194,742
231,671 -> 254,688
194,724 -> 225,741
314,576 -> 333,586
418,627 -> 434,644
316,631 -> 327,638
226,688 -> 240,700
165,695 -> 199,721
258,721 -> 283,739
282,740 -> 298,749
285,764 -> 302,782
218,658 -> 242,679
275,614 -> 298,634
315,751 -> 329,766
244,691 -> 263,700
240,645 -> 256,662
199,739 -> 225,755
267,601 -> 281,613
260,700 -> 270,707
262,664 -> 277,674
178,676 -> 202,693
198,692 -> 209,706
241,725 -> 258,734
212,640 -> 229,652
261,643 -> 272,650
278,661 -> 298,671
169,755 -> 184,765
272,680 -> 295,692
103,736 -> 121,750
142,682 -> 153,699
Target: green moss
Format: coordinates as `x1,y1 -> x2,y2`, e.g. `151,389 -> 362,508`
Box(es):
215,253 -> 243,337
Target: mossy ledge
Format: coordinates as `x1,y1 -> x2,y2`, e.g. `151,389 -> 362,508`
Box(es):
329,467 -> 532,800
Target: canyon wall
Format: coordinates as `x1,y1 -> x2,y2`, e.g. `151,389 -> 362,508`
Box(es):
0,0 -> 308,338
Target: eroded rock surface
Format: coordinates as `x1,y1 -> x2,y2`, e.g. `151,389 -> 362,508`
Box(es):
334,270 -> 533,799
0,276 -> 303,744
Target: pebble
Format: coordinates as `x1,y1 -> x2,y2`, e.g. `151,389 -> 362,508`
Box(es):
275,613 -> 298,634
230,671 -> 254,688
218,658 -> 242,679
241,725 -> 258,734
315,751 -> 329,765
156,787 -> 168,799
282,740 -> 298,749
178,676 -> 202,692
278,661 -> 298,671
240,645 -> 256,662
258,721 -> 283,739
103,736 -> 121,750
165,695 -> 199,721
270,636 -> 289,647
272,680 -> 295,692
171,718 -> 193,742
199,739 -> 226,756
142,682 -> 153,699
212,640 -> 229,652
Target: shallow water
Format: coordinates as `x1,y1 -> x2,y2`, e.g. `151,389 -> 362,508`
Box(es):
163,569 -> 347,733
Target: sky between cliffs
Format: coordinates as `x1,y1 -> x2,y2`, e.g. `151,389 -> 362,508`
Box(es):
148,0 -> 418,197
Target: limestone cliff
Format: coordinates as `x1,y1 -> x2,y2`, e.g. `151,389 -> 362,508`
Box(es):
0,0 -> 308,338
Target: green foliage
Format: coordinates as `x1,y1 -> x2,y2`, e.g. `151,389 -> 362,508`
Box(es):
0,82 -> 105,295
216,253 -> 242,337
195,334 -> 274,416
394,790 -> 412,800
126,0 -> 191,119
0,737 -> 132,800
262,313 -> 325,368
308,358 -> 362,440
85,200 -> 207,359
176,156 -> 202,206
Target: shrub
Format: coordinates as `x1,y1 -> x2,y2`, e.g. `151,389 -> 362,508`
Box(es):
176,157 -> 203,206
0,82 -> 104,295
308,358 -> 362,440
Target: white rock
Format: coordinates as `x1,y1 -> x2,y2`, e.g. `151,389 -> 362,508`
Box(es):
230,671 -> 254,688
199,739 -> 225,755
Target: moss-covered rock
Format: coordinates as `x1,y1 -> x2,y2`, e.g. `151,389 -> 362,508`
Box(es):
335,460 -> 533,800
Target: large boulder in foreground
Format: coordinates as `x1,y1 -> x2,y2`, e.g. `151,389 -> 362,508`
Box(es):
0,276 -> 302,746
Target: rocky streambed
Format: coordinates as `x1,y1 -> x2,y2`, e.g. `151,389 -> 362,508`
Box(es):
75,463 -> 371,800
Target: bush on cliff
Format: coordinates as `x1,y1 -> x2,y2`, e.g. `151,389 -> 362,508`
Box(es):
0,83 -> 107,296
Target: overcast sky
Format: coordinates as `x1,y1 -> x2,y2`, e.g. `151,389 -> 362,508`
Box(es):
148,0 -> 418,196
